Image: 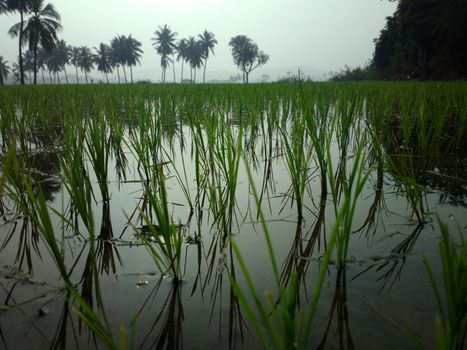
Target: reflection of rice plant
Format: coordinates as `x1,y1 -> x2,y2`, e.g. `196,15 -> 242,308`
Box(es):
424,219 -> 466,350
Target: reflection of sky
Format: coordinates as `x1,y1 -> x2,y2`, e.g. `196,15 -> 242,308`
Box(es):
0,0 -> 397,80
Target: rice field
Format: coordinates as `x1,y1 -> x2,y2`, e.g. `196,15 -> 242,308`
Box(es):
0,82 -> 466,349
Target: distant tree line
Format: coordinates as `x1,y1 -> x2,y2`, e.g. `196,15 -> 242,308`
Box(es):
0,1 -> 269,85
331,0 -> 467,81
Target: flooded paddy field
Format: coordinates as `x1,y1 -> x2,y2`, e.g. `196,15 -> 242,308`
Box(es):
0,82 -> 466,349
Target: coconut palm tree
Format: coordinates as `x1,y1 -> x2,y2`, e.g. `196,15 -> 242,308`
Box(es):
94,43 -> 112,83
151,24 -> 177,83
77,46 -> 94,84
175,38 -> 189,83
0,0 -> 9,13
186,36 -> 203,83
198,30 -> 217,83
6,0 -> 28,84
124,35 -> 143,83
70,46 -> 80,83
52,39 -> 69,83
9,0 -> 62,84
111,35 -> 127,83
0,56 -> 11,85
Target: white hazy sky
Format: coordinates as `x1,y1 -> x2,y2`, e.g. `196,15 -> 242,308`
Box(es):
0,0 -> 397,81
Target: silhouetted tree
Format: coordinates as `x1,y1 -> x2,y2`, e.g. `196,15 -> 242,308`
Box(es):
372,0 -> 467,79
125,35 -> 143,83
0,56 -> 11,85
52,39 -> 69,83
9,0 -> 61,84
94,43 -> 112,83
186,36 -> 202,83
152,24 -> 177,83
77,46 -> 94,84
229,35 -> 269,83
6,0 -> 29,84
70,46 -> 80,83
175,38 -> 189,83
198,30 -> 217,83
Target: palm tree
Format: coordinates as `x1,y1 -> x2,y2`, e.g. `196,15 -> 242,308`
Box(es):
94,43 -> 112,83
198,30 -> 217,83
53,39 -> 70,83
175,38 -> 189,83
186,36 -> 203,83
0,0 -> 8,13
77,46 -> 94,84
70,46 -> 80,83
151,24 -> 177,83
9,0 -> 61,84
111,35 -> 127,83
0,56 -> 11,85
124,35 -> 143,83
6,0 -> 28,84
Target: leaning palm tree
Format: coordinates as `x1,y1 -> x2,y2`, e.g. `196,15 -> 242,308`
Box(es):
94,43 -> 113,83
151,24 -> 177,83
9,0 -> 62,84
124,35 -> 143,83
77,46 -> 94,84
6,0 -> 28,84
198,30 -> 217,83
70,46 -> 80,83
0,56 -> 11,85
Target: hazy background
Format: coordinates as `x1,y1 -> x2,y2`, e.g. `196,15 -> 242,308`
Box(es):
0,0 -> 398,82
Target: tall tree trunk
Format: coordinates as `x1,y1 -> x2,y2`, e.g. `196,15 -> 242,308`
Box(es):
33,42 -> 38,85
180,60 -> 184,83
85,71 -> 88,84
0,73 -> 3,85
18,3 -> 25,85
203,59 -> 207,83
105,72 -> 109,84
130,65 -> 133,83
57,71 -> 60,84
122,65 -> 127,83
172,61 -> 176,83
75,65 -> 79,84
41,68 -> 45,84
116,65 -> 121,83
49,71 -> 52,83
63,67 -> 68,84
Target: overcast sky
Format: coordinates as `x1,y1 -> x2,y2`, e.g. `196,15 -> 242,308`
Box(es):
0,0 -> 397,81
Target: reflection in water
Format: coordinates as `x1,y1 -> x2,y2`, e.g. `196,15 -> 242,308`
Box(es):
317,269 -> 354,350
138,277 -> 184,350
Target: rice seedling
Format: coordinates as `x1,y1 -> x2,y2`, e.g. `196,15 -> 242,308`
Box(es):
136,164 -> 184,282
424,219 -> 467,350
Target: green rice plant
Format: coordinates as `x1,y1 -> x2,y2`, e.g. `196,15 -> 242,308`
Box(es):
326,125 -> 370,269
85,112 -> 111,203
228,158 -> 341,349
424,219 -> 467,350
387,152 -> 426,225
137,164 -> 183,282
279,110 -> 313,222
1,149 -> 131,350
